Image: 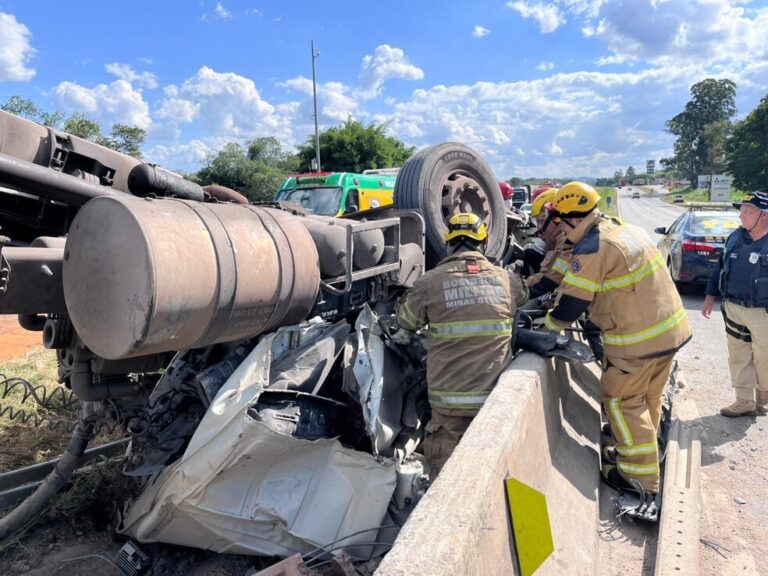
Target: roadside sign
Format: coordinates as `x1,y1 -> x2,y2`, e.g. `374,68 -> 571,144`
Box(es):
646,160 -> 655,174
697,174 -> 711,189
710,175 -> 732,202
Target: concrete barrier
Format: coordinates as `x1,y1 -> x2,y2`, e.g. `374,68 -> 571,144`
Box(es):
375,353 -> 602,576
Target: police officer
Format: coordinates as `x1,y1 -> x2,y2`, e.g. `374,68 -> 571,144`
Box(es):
701,191 -> 768,417
396,213 -> 528,476
542,182 -> 691,515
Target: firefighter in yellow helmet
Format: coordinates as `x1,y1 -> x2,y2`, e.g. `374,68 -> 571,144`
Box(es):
543,182 -> 691,520
396,213 -> 528,476
519,188 -> 559,278
524,188 -> 574,298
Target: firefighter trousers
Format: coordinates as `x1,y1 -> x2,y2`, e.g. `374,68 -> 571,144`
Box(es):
423,412 -> 473,478
601,354 -> 675,493
722,300 -> 768,401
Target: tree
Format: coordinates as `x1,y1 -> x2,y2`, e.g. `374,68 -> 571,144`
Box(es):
726,94 -> 768,191
63,113 -> 102,141
296,119 -> 415,173
106,124 -> 146,159
626,166 -> 637,181
665,78 -> 737,184
1,95 -> 65,127
701,119 -> 731,177
194,137 -> 300,202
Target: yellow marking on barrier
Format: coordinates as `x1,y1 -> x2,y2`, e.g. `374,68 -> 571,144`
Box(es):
505,477 -> 554,576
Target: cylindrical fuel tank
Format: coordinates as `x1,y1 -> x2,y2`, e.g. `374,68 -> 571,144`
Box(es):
62,196 -> 320,359
301,216 -> 385,277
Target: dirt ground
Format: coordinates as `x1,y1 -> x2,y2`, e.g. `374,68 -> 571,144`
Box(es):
0,316 -> 42,362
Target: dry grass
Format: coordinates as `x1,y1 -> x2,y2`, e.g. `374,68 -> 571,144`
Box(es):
0,349 -> 78,472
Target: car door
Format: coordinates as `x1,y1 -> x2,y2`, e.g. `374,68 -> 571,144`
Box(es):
666,214 -> 689,280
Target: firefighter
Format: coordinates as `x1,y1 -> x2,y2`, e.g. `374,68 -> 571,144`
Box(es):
701,191 -> 768,417
542,182 -> 691,511
526,188 -> 571,299
396,213 -> 528,476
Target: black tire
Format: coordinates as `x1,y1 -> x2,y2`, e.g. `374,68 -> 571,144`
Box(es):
667,257 -> 686,293
394,142 -> 506,268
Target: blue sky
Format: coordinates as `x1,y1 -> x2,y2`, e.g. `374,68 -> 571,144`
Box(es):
1,0 -> 767,179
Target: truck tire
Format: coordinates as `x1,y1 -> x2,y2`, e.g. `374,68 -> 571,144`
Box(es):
394,142 -> 505,268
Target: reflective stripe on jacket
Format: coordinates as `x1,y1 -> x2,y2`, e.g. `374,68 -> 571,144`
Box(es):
545,216 -> 691,359
396,251 -> 528,416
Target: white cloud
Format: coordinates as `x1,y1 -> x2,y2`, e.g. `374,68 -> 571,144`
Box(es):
105,62 -> 158,89
157,66 -> 289,141
214,2 -> 232,19
586,0 -> 768,67
146,139 -> 212,171
473,25 -> 491,38
537,61 -> 555,71
359,44 -> 425,99
376,67 -> 697,178
0,12 -> 36,81
202,2 -> 232,21
51,79 -> 151,129
156,98 -> 200,123
279,75 -> 359,125
506,1 -> 565,33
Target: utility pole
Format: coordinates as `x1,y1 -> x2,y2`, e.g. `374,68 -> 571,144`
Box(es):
311,40 -> 321,173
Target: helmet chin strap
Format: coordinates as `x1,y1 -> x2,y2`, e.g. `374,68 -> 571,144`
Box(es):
558,217 -> 577,230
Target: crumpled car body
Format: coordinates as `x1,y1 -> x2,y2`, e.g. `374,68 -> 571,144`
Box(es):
120,310 -> 428,559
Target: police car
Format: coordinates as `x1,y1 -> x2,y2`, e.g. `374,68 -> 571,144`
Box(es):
654,204 -> 740,289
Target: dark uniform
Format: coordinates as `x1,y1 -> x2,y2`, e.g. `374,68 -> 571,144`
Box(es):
706,225 -> 768,414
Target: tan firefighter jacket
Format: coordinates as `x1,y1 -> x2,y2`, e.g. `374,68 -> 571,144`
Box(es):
527,234 -> 572,299
396,251 -> 528,417
544,213 -> 691,359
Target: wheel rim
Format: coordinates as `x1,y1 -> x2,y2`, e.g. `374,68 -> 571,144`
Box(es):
439,172 -> 492,230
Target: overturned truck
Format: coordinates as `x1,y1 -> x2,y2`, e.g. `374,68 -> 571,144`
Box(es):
0,109 -> 563,562
0,108 -> 515,557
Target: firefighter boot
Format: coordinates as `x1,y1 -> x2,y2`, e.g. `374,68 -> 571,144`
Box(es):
756,390 -> 768,415
720,399 -> 756,418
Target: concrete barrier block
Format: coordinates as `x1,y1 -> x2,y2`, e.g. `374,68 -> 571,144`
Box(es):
376,353 -> 601,576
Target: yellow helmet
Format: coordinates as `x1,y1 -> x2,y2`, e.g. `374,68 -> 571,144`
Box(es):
552,182 -> 600,216
444,212 -> 488,243
531,188 -> 557,218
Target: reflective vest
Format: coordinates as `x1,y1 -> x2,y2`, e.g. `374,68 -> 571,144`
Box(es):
545,216 -> 691,359
719,228 -> 768,306
396,251 -> 528,416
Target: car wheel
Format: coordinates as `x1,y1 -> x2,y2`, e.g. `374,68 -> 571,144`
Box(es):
394,142 -> 506,268
667,257 -> 686,293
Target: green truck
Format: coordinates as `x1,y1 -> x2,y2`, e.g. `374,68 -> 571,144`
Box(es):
275,171 -> 397,217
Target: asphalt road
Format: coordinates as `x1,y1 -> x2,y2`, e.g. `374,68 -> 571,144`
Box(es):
616,186 -> 766,576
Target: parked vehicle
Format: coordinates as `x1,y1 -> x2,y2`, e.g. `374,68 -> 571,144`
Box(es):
654,206 -> 740,288
673,193 -> 684,203
511,185 -> 530,209
275,171 -> 397,216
